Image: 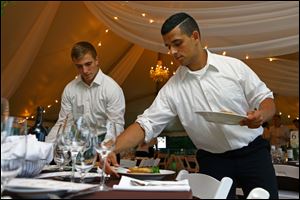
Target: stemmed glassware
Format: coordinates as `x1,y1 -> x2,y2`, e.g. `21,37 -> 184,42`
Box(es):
93,120 -> 117,191
61,115 -> 90,183
1,116 -> 27,196
53,132 -> 71,171
75,137 -> 97,183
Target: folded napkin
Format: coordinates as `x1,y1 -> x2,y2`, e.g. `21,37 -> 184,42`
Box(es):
113,176 -> 190,191
2,135 -> 53,163
7,178 -> 97,191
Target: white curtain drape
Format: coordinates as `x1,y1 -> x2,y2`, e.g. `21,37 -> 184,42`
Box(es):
109,44 -> 144,85
1,1 -> 61,99
84,1 -> 298,58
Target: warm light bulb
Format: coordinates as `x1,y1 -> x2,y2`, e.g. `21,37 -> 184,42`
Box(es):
98,42 -> 102,47
269,58 -> 273,62
105,29 -> 109,33
149,19 -> 154,23
288,115 -> 291,118
222,51 -> 226,56
47,105 -> 52,108
279,112 -> 282,115
246,55 -> 249,59
55,100 -> 58,103
142,13 -> 146,17
204,45 -> 208,49
114,16 -> 118,20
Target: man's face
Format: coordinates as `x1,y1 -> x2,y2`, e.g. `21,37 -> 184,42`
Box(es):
73,53 -> 99,85
162,26 -> 199,67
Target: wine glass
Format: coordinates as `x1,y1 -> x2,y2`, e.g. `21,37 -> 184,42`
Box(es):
61,116 -> 90,183
1,116 -> 27,196
53,143 -> 71,171
93,120 -> 117,191
75,137 -> 97,183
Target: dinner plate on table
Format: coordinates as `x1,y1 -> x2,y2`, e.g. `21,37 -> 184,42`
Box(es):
116,167 -> 175,180
5,187 -> 69,199
35,171 -> 100,183
196,111 -> 247,125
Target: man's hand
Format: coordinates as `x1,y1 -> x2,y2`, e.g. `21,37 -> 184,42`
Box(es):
98,153 -> 120,178
240,110 -> 264,129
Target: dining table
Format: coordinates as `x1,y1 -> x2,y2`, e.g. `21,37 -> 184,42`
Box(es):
3,166 -> 193,199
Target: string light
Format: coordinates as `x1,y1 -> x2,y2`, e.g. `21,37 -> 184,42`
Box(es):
113,16 -> 118,20
222,51 -> 226,56
105,29 -> 109,33
149,19 -> 154,23
141,13 -> 146,17
245,55 -> 249,59
269,58 -> 273,62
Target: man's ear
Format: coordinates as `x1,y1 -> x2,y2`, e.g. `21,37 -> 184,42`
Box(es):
192,31 -> 200,41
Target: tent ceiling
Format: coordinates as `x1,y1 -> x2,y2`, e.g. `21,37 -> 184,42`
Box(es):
1,1 -> 299,127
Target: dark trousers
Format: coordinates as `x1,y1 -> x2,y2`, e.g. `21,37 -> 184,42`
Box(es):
196,136 -> 278,199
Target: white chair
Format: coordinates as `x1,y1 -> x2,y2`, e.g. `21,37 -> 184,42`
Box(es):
176,169 -> 189,181
247,187 -> 270,199
273,164 -> 299,199
179,172 -> 233,199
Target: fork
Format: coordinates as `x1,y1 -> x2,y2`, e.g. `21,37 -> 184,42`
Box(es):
130,180 -> 186,186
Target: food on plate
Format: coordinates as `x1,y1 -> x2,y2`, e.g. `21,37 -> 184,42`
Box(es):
128,166 -> 160,173
220,110 -> 236,115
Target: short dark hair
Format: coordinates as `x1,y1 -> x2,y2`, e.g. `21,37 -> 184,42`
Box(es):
161,12 -> 200,36
71,41 -> 97,60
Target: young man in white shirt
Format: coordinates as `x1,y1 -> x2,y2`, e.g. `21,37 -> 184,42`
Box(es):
46,41 -> 125,142
110,13 -> 277,198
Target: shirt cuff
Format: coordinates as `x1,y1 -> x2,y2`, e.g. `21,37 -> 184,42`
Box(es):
135,117 -> 154,143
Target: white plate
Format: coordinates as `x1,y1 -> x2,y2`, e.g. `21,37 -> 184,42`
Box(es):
117,168 -> 175,180
196,111 -> 247,125
5,187 -> 68,199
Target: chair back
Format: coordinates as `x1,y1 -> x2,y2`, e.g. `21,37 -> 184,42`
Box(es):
176,169 -> 189,181
273,164 -> 299,199
184,155 -> 199,173
273,164 -> 299,179
246,187 -> 270,199
180,173 -> 233,199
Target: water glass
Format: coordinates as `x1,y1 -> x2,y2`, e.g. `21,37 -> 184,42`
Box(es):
61,116 -> 90,182
93,120 -> 117,191
1,116 -> 27,196
75,139 -> 97,183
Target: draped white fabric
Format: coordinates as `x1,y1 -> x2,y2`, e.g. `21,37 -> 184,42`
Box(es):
84,1 -> 299,58
109,44 -> 144,85
1,2 -> 61,99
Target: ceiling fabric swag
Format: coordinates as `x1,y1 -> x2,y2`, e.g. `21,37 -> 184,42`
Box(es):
84,1 -> 298,58
109,44 -> 144,85
1,1 -> 61,99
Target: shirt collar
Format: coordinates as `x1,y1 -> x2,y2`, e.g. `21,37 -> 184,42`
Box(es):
77,69 -> 103,87
179,49 -> 220,80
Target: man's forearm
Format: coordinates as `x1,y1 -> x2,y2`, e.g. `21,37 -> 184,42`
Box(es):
114,122 -> 145,154
259,98 -> 276,123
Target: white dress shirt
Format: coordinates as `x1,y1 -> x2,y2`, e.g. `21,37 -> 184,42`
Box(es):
46,69 -> 125,143
137,50 -> 273,153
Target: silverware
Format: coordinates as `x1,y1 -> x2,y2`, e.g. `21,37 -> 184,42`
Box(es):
130,180 -> 186,186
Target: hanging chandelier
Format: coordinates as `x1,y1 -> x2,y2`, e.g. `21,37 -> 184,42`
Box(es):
149,54 -> 170,83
